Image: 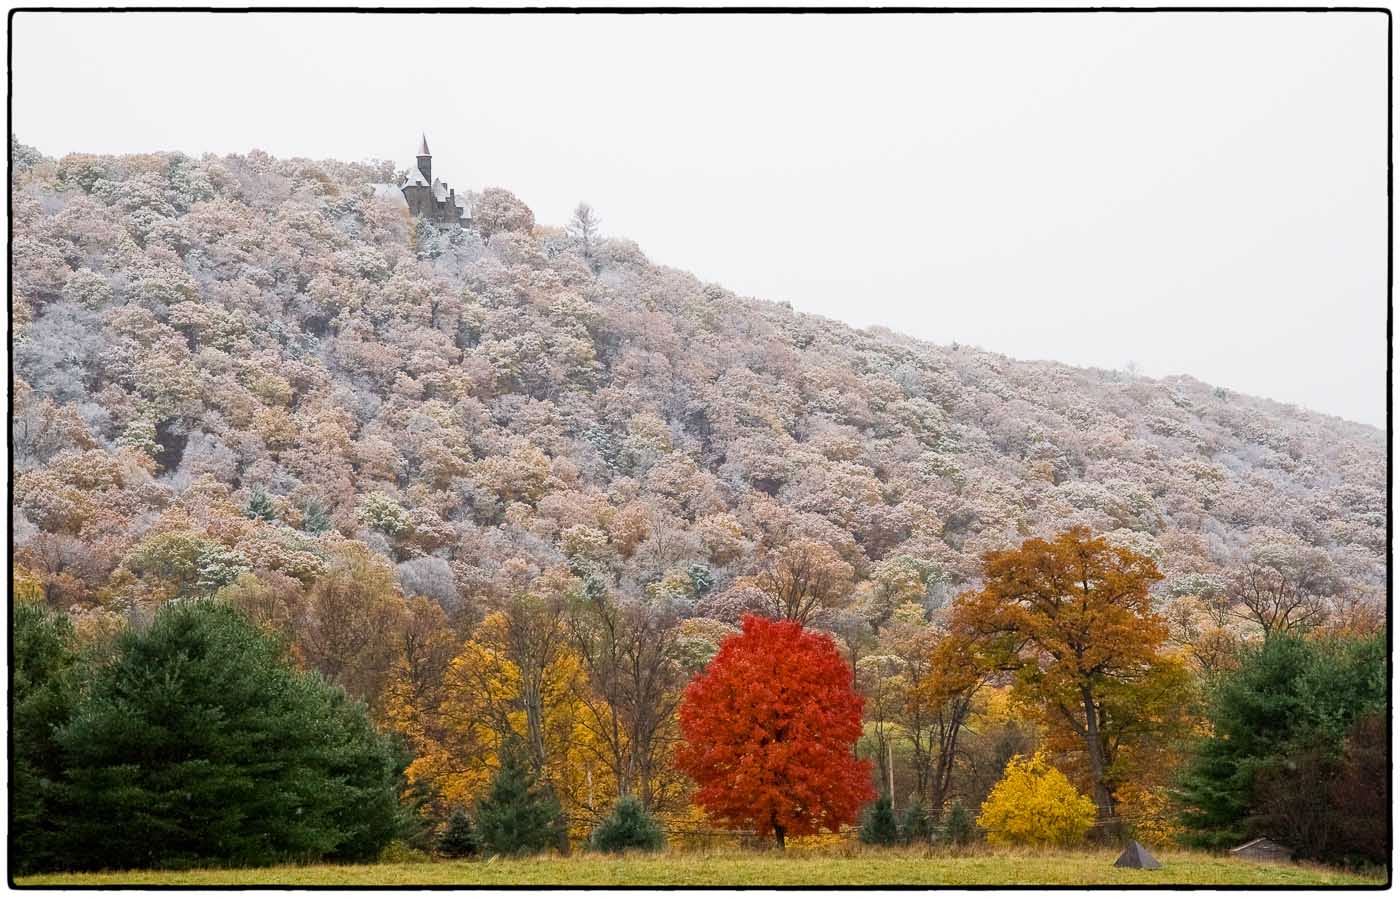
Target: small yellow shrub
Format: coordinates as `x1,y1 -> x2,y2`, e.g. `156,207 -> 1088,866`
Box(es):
787,830 -> 855,852
976,753 -> 1096,848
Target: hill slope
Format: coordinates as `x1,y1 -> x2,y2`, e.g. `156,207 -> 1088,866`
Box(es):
10,143 -> 1386,629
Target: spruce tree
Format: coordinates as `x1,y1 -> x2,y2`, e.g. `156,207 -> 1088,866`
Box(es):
942,799 -> 976,846
589,795 -> 665,853
474,743 -> 564,856
437,808 -> 480,859
899,800 -> 933,845
859,795 -> 900,846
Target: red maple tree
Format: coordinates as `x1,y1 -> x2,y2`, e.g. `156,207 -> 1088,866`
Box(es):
676,614 -> 875,848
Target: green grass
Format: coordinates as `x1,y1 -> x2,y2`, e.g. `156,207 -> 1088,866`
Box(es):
15,847 -> 1387,887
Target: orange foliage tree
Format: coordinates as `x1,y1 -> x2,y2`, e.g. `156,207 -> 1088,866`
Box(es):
944,527 -> 1191,839
676,614 -> 874,849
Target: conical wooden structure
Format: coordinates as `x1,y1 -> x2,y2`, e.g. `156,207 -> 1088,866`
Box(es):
1114,840 -> 1162,869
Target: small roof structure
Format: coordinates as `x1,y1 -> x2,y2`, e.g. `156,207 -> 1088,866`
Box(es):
432,179 -> 449,202
367,183 -> 409,209
1230,837 -> 1293,863
418,133 -> 431,156
1114,840 -> 1162,870
403,167 -> 429,187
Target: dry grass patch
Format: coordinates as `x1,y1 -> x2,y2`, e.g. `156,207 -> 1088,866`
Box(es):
14,846 -> 1387,888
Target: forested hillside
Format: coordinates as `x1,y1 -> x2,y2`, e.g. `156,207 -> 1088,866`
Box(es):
10,140 -> 1387,854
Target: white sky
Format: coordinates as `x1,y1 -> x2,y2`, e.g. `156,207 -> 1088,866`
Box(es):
10,11 -> 1389,428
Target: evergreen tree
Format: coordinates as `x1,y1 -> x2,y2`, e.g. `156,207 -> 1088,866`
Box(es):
942,800 -> 976,846
390,733 -> 437,852
1176,633 -> 1385,851
300,498 -> 331,534
52,600 -> 402,871
686,563 -> 715,597
589,795 -> 665,853
899,800 -> 933,845
437,808 -> 480,859
12,602 -> 80,875
245,486 -> 278,522
859,795 -> 900,846
474,742 -> 564,857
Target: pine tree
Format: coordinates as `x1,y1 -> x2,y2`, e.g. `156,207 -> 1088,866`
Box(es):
437,808 -> 479,859
474,743 -> 564,857
390,733 -> 436,852
859,795 -> 900,846
567,202 -> 602,270
12,602 -> 79,875
245,486 -> 278,522
899,800 -> 933,845
687,563 -> 715,597
589,795 -> 665,853
53,600 -> 403,871
1176,632 -> 1386,852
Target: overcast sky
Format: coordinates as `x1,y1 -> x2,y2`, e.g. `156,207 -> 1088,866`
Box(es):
12,11 -> 1388,428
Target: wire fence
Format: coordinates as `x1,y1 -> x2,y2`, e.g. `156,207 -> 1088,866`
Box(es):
561,809 -> 1163,846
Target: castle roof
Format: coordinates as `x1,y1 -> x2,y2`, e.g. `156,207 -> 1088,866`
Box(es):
418,133 -> 431,156
432,178 -> 449,202
368,183 -> 409,209
403,167 -> 428,187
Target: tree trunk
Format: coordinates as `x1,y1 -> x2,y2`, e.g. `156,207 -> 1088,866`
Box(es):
774,823 -> 786,851
872,728 -> 890,801
1080,687 -> 1120,843
929,695 -> 971,822
929,763 -> 951,823
523,680 -> 547,776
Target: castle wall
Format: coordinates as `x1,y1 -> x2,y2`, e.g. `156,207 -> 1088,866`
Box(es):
401,184 -> 467,226
403,184 -> 430,219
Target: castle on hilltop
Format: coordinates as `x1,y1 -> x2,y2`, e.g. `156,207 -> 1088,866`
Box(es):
369,134 -> 471,227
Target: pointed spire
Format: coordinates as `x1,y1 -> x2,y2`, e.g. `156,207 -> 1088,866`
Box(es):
418,133 -> 431,157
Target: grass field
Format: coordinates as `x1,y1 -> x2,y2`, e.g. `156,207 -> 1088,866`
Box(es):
15,847 -> 1388,888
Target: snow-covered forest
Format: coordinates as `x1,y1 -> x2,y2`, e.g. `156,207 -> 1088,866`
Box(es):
9,139 -> 1386,854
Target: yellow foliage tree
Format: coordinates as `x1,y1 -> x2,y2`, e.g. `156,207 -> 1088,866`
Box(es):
976,753 -> 1097,848
381,596 -> 458,767
396,604 -> 613,839
401,621 -> 518,812
14,565 -> 45,605
1114,781 -> 1181,846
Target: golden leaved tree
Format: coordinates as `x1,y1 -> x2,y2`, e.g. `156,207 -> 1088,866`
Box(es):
390,590 -> 613,838
944,527 -> 1196,840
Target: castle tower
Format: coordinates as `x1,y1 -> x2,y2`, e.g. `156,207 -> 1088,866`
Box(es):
373,132 -> 467,227
416,133 -> 432,183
